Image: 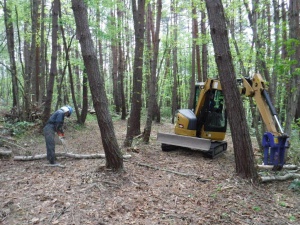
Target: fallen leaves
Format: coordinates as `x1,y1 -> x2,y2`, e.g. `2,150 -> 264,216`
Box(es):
1,120 -> 300,224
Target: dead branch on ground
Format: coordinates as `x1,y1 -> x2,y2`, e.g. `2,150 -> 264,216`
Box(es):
137,162 -> 201,178
260,173 -> 300,182
13,152 -> 131,161
257,164 -> 298,170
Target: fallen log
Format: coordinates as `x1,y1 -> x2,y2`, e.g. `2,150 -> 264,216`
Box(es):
257,164 -> 298,170
0,150 -> 12,159
44,163 -> 66,168
260,173 -> 300,182
14,152 -> 131,161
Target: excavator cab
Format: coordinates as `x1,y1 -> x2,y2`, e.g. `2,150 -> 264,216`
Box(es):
164,79 -> 228,157
197,88 -> 227,140
174,79 -> 227,141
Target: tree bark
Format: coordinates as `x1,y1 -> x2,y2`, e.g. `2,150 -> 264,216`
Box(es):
205,0 -> 258,181
72,0 -> 123,171
124,0 -> 146,147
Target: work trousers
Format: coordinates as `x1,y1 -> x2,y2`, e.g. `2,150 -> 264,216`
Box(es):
43,124 -> 56,164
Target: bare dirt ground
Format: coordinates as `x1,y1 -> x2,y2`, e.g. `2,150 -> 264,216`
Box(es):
1,118 -> 300,225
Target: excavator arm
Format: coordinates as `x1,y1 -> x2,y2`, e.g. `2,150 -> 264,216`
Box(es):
238,74 -> 289,167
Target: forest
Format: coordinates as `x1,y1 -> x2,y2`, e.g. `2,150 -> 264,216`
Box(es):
0,0 -> 300,224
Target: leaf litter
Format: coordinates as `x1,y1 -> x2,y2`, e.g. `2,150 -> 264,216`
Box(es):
0,119 -> 299,224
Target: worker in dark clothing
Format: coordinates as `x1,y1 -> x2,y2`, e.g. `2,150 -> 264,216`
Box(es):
43,105 -> 73,164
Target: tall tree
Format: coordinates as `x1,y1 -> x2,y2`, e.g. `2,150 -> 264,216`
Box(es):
29,0 -> 41,104
171,0 -> 179,124
201,9 -> 208,81
38,0 -> 46,105
243,0 -> 275,101
72,0 -> 123,170
80,68 -> 88,124
205,0 -> 258,181
124,0 -> 146,147
284,0 -> 300,135
117,3 -> 127,120
188,1 -> 198,109
42,0 -> 59,125
143,0 -> 162,143
58,1 -> 79,122
110,10 -> 120,114
4,0 -> 19,111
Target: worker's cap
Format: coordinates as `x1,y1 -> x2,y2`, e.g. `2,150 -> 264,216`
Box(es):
60,105 -> 73,117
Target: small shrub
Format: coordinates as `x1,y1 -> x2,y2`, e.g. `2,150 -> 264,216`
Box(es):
4,121 -> 35,137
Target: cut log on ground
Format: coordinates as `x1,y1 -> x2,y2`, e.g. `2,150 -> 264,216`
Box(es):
13,152 -> 131,161
260,173 -> 300,182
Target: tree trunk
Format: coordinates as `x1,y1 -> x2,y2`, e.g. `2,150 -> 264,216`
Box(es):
29,0 -> 40,105
143,0 -> 162,143
243,0 -> 274,101
205,0 -> 258,181
72,0 -> 123,171
75,49 -> 82,107
227,9 -> 262,152
270,0 -> 280,105
42,0 -> 59,126
124,0 -> 146,147
23,20 -> 31,120
192,2 -> 202,82
188,2 -> 197,109
117,5 -> 126,120
111,10 -> 120,114
58,2 -> 79,122
4,0 -> 20,111
201,10 -> 208,81
80,69 -> 88,124
39,0 -> 46,105
171,0 -> 179,124
279,0 -> 288,122
285,0 -> 300,135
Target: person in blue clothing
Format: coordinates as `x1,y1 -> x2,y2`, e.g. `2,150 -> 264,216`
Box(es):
43,105 -> 73,164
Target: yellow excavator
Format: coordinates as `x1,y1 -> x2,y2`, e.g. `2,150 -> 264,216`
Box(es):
157,73 -> 289,167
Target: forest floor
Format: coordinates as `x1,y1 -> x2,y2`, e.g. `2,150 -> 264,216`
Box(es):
0,117 -> 300,225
